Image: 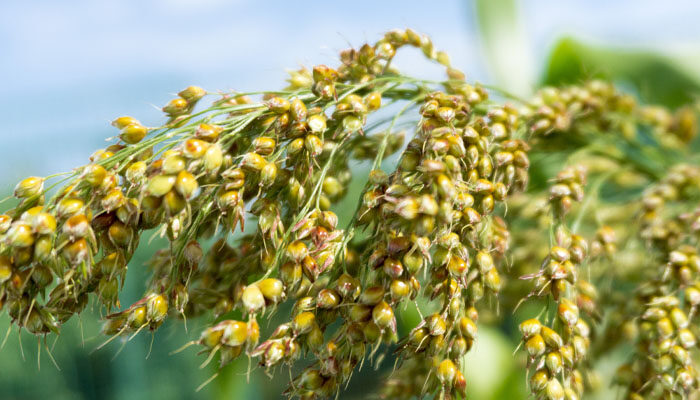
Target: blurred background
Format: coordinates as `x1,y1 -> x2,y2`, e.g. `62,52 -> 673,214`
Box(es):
1,0 -> 699,399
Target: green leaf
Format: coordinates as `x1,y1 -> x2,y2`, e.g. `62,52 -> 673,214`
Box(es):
475,0 -> 535,96
543,37 -> 700,107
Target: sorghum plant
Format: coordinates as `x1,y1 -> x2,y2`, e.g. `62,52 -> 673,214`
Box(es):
1,29 -> 699,399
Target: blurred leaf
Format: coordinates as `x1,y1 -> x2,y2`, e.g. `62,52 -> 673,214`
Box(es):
543,37 -> 700,107
462,326 -> 527,400
475,0 -> 535,96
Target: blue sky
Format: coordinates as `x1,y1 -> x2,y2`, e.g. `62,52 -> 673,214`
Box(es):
1,0 -> 699,187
